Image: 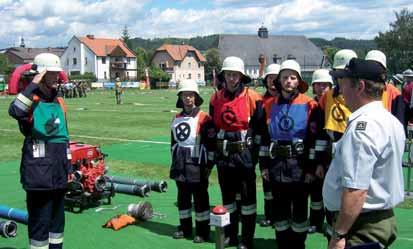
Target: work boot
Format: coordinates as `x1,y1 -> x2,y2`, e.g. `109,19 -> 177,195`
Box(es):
172,229 -> 191,239
224,237 -> 239,247
193,235 -> 207,243
172,230 -> 185,239
259,219 -> 273,227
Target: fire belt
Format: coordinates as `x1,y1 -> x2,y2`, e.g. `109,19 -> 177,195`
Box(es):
217,139 -> 250,156
269,139 -> 304,159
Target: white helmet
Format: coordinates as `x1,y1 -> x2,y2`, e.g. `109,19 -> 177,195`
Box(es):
263,64 -> 280,79
221,56 -> 245,75
404,69 -> 413,79
177,79 -> 199,95
312,69 -> 333,86
278,59 -> 308,93
176,79 -> 203,107
33,53 -> 63,72
219,56 -> 251,83
365,50 -> 386,69
333,49 -> 357,69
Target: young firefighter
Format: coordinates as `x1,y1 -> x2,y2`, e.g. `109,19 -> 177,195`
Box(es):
210,56 -> 264,249
260,60 -> 322,249
259,63 -> 280,228
318,49 -> 357,240
170,79 -> 214,243
365,50 -> 405,126
8,53 -> 71,249
308,69 -> 333,234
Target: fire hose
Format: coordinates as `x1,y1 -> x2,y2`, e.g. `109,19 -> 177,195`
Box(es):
0,220 -> 18,238
106,175 -> 168,193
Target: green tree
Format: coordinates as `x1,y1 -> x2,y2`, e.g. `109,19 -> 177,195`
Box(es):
375,8 -> 413,73
121,25 -> 132,49
149,66 -> 170,82
135,47 -> 148,80
204,48 -> 221,81
0,54 -> 13,75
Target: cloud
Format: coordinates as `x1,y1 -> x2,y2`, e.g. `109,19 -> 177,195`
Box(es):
0,0 -> 412,48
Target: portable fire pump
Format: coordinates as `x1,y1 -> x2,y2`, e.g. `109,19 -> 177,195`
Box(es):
65,142 -> 115,212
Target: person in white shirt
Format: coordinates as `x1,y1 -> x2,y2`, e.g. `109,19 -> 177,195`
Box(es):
323,58 -> 405,249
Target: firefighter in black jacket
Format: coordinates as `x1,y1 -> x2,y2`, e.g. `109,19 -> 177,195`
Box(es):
170,79 -> 215,243
210,56 -> 265,249
8,53 -> 71,249
260,60 -> 323,249
259,63 -> 280,228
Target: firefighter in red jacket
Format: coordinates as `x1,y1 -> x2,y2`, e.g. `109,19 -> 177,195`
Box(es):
8,53 -> 70,249
259,63 -> 280,228
260,60 -> 322,249
170,79 -> 214,243
210,56 -> 265,249
365,50 -> 405,125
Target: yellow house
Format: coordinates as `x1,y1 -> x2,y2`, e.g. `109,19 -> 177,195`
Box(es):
151,44 -> 206,83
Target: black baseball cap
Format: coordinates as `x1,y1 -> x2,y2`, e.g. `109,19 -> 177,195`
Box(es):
330,58 -> 386,83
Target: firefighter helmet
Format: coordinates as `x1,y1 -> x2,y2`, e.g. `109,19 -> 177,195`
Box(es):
365,50 -> 387,69
312,69 -> 333,86
218,56 -> 251,83
33,53 -> 63,72
263,63 -> 280,79
277,60 -> 308,93
333,49 -> 358,69
176,79 -> 203,107
177,79 -> 199,95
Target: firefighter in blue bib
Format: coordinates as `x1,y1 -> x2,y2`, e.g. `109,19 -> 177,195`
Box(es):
170,79 -> 215,243
8,53 -> 71,249
210,56 -> 265,249
260,60 -> 323,249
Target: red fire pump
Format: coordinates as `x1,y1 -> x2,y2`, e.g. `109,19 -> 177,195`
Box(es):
65,142 -> 115,212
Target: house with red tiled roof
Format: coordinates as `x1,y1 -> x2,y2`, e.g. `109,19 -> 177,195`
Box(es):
61,35 -> 137,81
151,44 -> 206,83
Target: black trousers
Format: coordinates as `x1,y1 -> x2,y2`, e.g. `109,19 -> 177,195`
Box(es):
176,181 -> 210,238
262,179 -> 274,223
272,183 -> 309,249
309,179 -> 325,231
217,165 -> 256,248
27,190 -> 65,249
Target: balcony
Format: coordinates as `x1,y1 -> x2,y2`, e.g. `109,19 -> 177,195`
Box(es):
111,62 -> 127,70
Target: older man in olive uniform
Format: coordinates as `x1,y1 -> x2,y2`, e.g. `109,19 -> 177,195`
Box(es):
323,58 -> 405,249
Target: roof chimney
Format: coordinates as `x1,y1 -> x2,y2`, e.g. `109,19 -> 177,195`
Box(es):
258,25 -> 268,39
86,34 -> 95,39
20,37 -> 26,48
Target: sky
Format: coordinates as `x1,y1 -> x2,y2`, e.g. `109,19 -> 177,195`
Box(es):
0,0 -> 412,48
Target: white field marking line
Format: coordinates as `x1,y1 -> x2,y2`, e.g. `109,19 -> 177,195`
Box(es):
0,128 -> 169,145
399,237 -> 413,242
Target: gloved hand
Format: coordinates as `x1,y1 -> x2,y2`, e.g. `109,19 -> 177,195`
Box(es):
103,214 -> 136,231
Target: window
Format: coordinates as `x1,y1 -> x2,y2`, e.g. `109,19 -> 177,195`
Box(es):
73,47 -> 76,52
73,58 -> 77,65
188,62 -> 191,68
198,73 -> 201,79
188,73 -> 192,79
198,62 -> 201,68
102,57 -> 106,64
104,72 -> 107,79
127,58 -> 131,64
85,57 -> 87,65
127,72 -> 129,79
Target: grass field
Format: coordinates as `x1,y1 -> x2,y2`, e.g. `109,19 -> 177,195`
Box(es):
0,88 -> 412,249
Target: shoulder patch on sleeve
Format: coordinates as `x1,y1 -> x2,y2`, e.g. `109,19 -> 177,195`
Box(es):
355,121 -> 367,131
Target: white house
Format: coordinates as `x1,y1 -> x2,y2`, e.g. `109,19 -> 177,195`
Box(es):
61,35 -> 137,81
